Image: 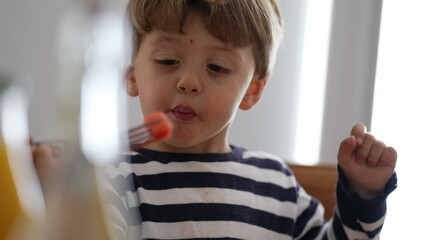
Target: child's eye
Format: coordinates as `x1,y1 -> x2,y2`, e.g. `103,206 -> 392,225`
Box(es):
207,64 -> 231,74
155,59 -> 180,66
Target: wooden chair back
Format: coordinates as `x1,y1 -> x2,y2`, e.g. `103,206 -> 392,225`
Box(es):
288,164 -> 338,220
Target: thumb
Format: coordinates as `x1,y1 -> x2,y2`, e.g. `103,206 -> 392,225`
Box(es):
338,136 -> 357,164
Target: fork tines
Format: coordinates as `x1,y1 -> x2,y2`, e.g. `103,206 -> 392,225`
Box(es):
128,116 -> 165,151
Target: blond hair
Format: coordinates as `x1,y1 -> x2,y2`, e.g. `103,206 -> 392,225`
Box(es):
127,0 -> 283,78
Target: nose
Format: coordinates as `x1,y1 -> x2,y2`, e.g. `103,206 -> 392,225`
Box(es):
176,70 -> 202,95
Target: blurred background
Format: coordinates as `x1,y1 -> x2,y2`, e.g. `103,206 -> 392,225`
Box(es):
1,0 -> 425,238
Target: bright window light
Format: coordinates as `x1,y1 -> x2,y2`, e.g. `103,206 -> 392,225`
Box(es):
294,0 -> 334,165
371,1 -> 426,238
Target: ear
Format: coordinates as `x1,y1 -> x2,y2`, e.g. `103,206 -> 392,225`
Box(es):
125,65 -> 139,96
239,73 -> 269,110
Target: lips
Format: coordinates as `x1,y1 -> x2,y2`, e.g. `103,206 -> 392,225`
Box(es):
171,105 -> 196,121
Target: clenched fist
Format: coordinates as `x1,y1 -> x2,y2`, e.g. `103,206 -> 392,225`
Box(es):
338,123 -> 397,199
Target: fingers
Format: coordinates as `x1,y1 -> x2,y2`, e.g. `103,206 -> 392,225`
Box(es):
338,136 -> 357,164
379,146 -> 397,168
33,144 -> 56,182
356,133 -> 397,167
366,139 -> 385,167
337,123 -> 368,165
35,144 -> 54,162
343,123 -> 397,168
31,141 -> 65,191
356,133 -> 376,164
351,123 -> 367,146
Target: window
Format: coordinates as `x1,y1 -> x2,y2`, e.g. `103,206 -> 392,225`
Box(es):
294,0 -> 333,165
372,1 -> 426,238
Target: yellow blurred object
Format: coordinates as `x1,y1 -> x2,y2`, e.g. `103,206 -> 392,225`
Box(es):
0,140 -> 20,240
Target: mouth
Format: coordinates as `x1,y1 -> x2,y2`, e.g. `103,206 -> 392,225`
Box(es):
170,105 -> 196,121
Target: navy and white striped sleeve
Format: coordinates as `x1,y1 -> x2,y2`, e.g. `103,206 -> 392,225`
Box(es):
292,165 -> 397,240
329,167 -> 397,239
99,155 -> 142,240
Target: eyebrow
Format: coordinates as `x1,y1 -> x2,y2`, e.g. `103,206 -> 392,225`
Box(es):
210,46 -> 244,61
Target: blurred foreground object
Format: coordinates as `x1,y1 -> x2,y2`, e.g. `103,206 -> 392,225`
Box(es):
0,74 -> 46,239
36,0 -> 129,239
1,0 -> 132,238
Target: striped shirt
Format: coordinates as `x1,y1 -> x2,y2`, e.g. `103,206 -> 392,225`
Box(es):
101,145 -> 397,240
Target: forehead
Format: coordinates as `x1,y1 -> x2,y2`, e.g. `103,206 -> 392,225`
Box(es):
147,14 -> 248,51
147,15 -> 234,47
144,27 -> 251,62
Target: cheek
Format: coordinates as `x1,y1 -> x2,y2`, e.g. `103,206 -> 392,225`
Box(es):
138,82 -> 172,110
230,79 -> 252,105
206,89 -> 244,117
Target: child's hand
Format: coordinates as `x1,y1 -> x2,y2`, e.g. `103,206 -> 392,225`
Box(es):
337,123 -> 397,199
30,137 -> 65,193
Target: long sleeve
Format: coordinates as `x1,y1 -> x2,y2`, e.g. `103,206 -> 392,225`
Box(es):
294,166 -> 397,240
99,157 -> 142,240
331,167 -> 397,239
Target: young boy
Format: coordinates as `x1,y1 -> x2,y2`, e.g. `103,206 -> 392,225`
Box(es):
34,0 -> 398,239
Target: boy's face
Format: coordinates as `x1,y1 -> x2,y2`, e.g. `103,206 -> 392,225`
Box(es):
126,14 -> 267,153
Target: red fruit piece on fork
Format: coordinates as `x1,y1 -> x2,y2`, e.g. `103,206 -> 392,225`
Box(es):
128,112 -> 173,151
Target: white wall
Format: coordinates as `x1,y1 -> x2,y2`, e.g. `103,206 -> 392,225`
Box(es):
0,0 -> 69,140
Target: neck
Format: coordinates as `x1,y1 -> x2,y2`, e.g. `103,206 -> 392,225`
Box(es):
144,140 -> 232,154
